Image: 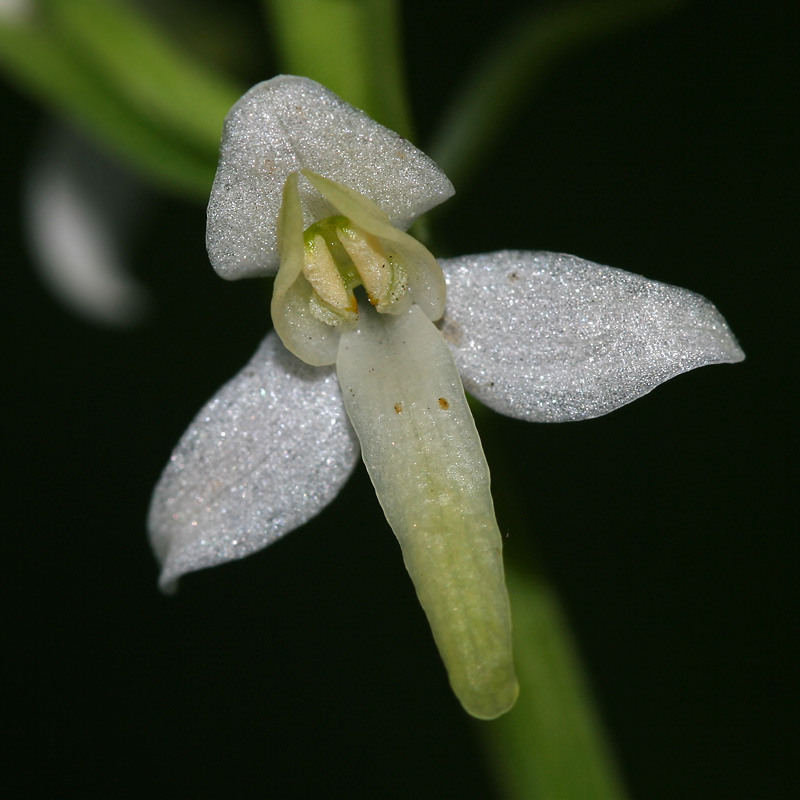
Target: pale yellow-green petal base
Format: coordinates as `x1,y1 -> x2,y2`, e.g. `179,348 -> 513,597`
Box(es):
337,304 -> 518,719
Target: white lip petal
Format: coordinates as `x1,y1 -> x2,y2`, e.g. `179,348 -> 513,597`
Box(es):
206,75 -> 454,280
440,251 -> 745,423
148,331 -> 360,591
337,305 -> 517,719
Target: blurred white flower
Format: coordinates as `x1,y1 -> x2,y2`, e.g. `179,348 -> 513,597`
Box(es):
24,126 -> 150,326
0,0 -> 33,23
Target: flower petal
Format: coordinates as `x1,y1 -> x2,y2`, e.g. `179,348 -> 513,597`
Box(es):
148,332 -> 360,591
440,251 -> 744,423
337,305 -> 518,719
206,75 -> 454,280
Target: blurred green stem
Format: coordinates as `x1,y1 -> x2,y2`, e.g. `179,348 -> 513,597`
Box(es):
471,407 -> 629,799
429,0 -> 686,190
482,559 -> 628,800
264,0 -> 413,139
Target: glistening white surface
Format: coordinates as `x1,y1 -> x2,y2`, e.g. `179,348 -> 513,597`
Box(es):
206,75 -> 454,280
440,251 -> 744,423
149,332 -> 359,591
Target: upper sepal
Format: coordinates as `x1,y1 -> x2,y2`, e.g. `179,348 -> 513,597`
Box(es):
206,75 -> 454,280
148,332 -> 359,591
440,251 -> 744,423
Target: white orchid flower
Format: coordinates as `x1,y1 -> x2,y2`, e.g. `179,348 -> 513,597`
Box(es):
149,75 -> 743,719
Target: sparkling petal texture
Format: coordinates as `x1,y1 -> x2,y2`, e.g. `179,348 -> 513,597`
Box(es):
440,251 -> 745,423
206,75 -> 454,280
337,305 -> 517,719
148,332 -> 360,591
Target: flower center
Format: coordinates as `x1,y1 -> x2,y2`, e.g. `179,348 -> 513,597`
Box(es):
302,215 -> 408,326
272,170 -> 446,366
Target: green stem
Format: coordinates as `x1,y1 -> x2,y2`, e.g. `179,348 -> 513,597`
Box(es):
265,3 -> 631,792
429,0 -> 687,190
481,559 -> 628,800
264,1 -> 425,238
476,412 -> 628,798
263,0 -> 413,139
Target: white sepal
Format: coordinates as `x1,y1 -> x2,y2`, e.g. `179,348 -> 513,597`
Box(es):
148,332 -> 359,591
206,75 -> 454,280
337,305 -> 518,719
440,251 -> 745,423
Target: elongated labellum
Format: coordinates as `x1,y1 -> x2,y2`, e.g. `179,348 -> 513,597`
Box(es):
337,304 -> 518,719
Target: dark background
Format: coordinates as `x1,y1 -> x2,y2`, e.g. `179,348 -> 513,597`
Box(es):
5,1 -> 796,797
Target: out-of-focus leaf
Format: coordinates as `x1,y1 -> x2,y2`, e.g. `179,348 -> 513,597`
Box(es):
429,0 -> 687,189
265,0 -> 413,139
0,3 -> 242,197
43,0 -> 241,151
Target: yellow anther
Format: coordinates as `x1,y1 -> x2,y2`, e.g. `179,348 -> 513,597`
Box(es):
303,233 -> 356,315
337,226 -> 410,311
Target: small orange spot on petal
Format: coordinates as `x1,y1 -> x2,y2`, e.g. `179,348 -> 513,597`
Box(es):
394,402 -> 403,413
438,397 -> 449,410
